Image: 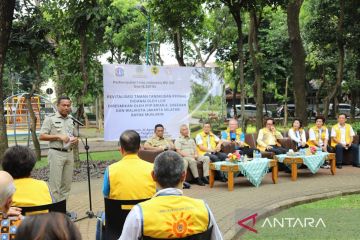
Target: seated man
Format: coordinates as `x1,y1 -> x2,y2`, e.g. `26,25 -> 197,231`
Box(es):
221,119 -> 257,157
144,124 -> 175,151
257,118 -> 287,155
330,114 -> 360,169
175,124 -> 210,186
103,130 -> 156,200
307,115 -> 330,169
99,130 -> 156,239
0,171 -> 22,239
196,122 -> 227,182
2,145 -> 53,207
119,151 -> 223,240
307,116 -> 329,152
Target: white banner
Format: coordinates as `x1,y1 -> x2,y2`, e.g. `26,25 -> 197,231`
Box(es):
103,64 -> 194,141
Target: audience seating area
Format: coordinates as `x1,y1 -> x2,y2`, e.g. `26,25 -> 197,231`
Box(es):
138,130 -> 360,182
19,199 -> 66,216
98,198 -> 150,240
138,147 -> 204,182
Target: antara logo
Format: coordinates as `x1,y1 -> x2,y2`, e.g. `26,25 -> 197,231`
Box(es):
237,213 -> 258,233
261,217 -> 326,228
238,213 -> 326,234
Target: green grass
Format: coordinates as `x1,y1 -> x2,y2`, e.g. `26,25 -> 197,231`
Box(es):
242,194 -> 360,240
35,150 -> 121,169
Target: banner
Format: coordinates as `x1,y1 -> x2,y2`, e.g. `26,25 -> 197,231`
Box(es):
103,64 -> 223,141
103,65 -> 188,140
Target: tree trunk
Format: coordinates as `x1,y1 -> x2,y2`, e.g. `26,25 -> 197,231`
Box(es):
287,0 -> 307,126
97,95 -> 103,131
0,0 -> 16,155
284,77 -> 289,127
73,24 -> 90,166
173,30 -> 186,66
231,60 -> 238,118
249,9 -> 263,131
28,52 -> 44,160
322,0 -> 345,118
25,94 -> 41,160
229,6 -> 245,130
350,89 -> 357,122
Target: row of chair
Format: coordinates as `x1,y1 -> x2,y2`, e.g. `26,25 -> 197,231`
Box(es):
138,132 -> 360,181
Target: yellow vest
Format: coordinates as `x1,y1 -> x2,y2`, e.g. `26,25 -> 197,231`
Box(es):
221,128 -> 249,146
196,131 -> 217,156
257,128 -> 282,151
109,154 -> 156,201
331,124 -> 352,147
307,126 -> 327,147
139,195 -> 209,239
12,178 -> 52,207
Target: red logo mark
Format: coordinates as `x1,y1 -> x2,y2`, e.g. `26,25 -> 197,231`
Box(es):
237,213 -> 258,233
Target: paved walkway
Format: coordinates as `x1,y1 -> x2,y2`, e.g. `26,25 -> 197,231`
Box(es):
69,165 -> 360,240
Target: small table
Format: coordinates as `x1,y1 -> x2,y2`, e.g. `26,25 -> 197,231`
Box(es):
209,159 -> 278,191
275,153 -> 336,181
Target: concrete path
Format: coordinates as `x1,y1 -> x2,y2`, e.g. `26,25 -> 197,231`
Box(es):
69,165 -> 360,240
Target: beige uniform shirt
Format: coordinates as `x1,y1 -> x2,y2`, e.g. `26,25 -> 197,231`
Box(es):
40,112 -> 75,149
145,135 -> 173,148
175,135 -> 197,155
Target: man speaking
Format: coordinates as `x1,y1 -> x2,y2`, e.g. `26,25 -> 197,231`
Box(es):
39,96 -> 78,202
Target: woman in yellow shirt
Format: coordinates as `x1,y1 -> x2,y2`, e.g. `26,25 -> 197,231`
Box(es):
2,145 -> 53,207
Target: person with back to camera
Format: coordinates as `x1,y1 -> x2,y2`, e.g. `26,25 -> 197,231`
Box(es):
15,212 -> 81,240
0,171 -> 22,240
2,145 -> 53,207
119,151 -> 223,240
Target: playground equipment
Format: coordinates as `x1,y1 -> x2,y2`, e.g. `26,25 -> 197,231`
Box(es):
4,93 -> 56,146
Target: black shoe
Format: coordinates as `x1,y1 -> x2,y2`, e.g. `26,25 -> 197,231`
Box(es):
336,165 -> 342,169
220,177 -> 227,182
353,165 -> 360,168
202,177 -> 209,184
183,181 -> 191,189
196,178 -> 205,186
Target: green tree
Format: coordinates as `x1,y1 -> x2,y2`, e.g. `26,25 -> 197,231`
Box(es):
0,0 -> 16,154
219,0 -> 250,129
287,0 -> 307,125
6,2 -> 52,160
148,0 -> 205,66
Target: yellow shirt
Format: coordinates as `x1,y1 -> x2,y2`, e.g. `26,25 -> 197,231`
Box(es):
195,131 -> 218,156
108,154 -> 156,200
139,193 -> 209,239
257,128 -> 283,151
12,178 -> 53,207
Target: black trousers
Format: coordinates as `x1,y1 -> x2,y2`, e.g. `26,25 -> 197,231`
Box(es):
237,146 -> 259,158
204,152 -> 227,162
266,145 -> 288,155
333,144 -> 360,166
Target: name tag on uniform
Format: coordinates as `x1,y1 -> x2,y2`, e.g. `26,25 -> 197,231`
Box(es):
54,122 -> 62,132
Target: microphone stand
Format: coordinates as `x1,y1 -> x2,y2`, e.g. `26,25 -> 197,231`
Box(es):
71,116 -> 96,221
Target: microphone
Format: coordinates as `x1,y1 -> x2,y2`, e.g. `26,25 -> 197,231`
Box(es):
70,115 -> 85,126
230,132 -> 236,141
